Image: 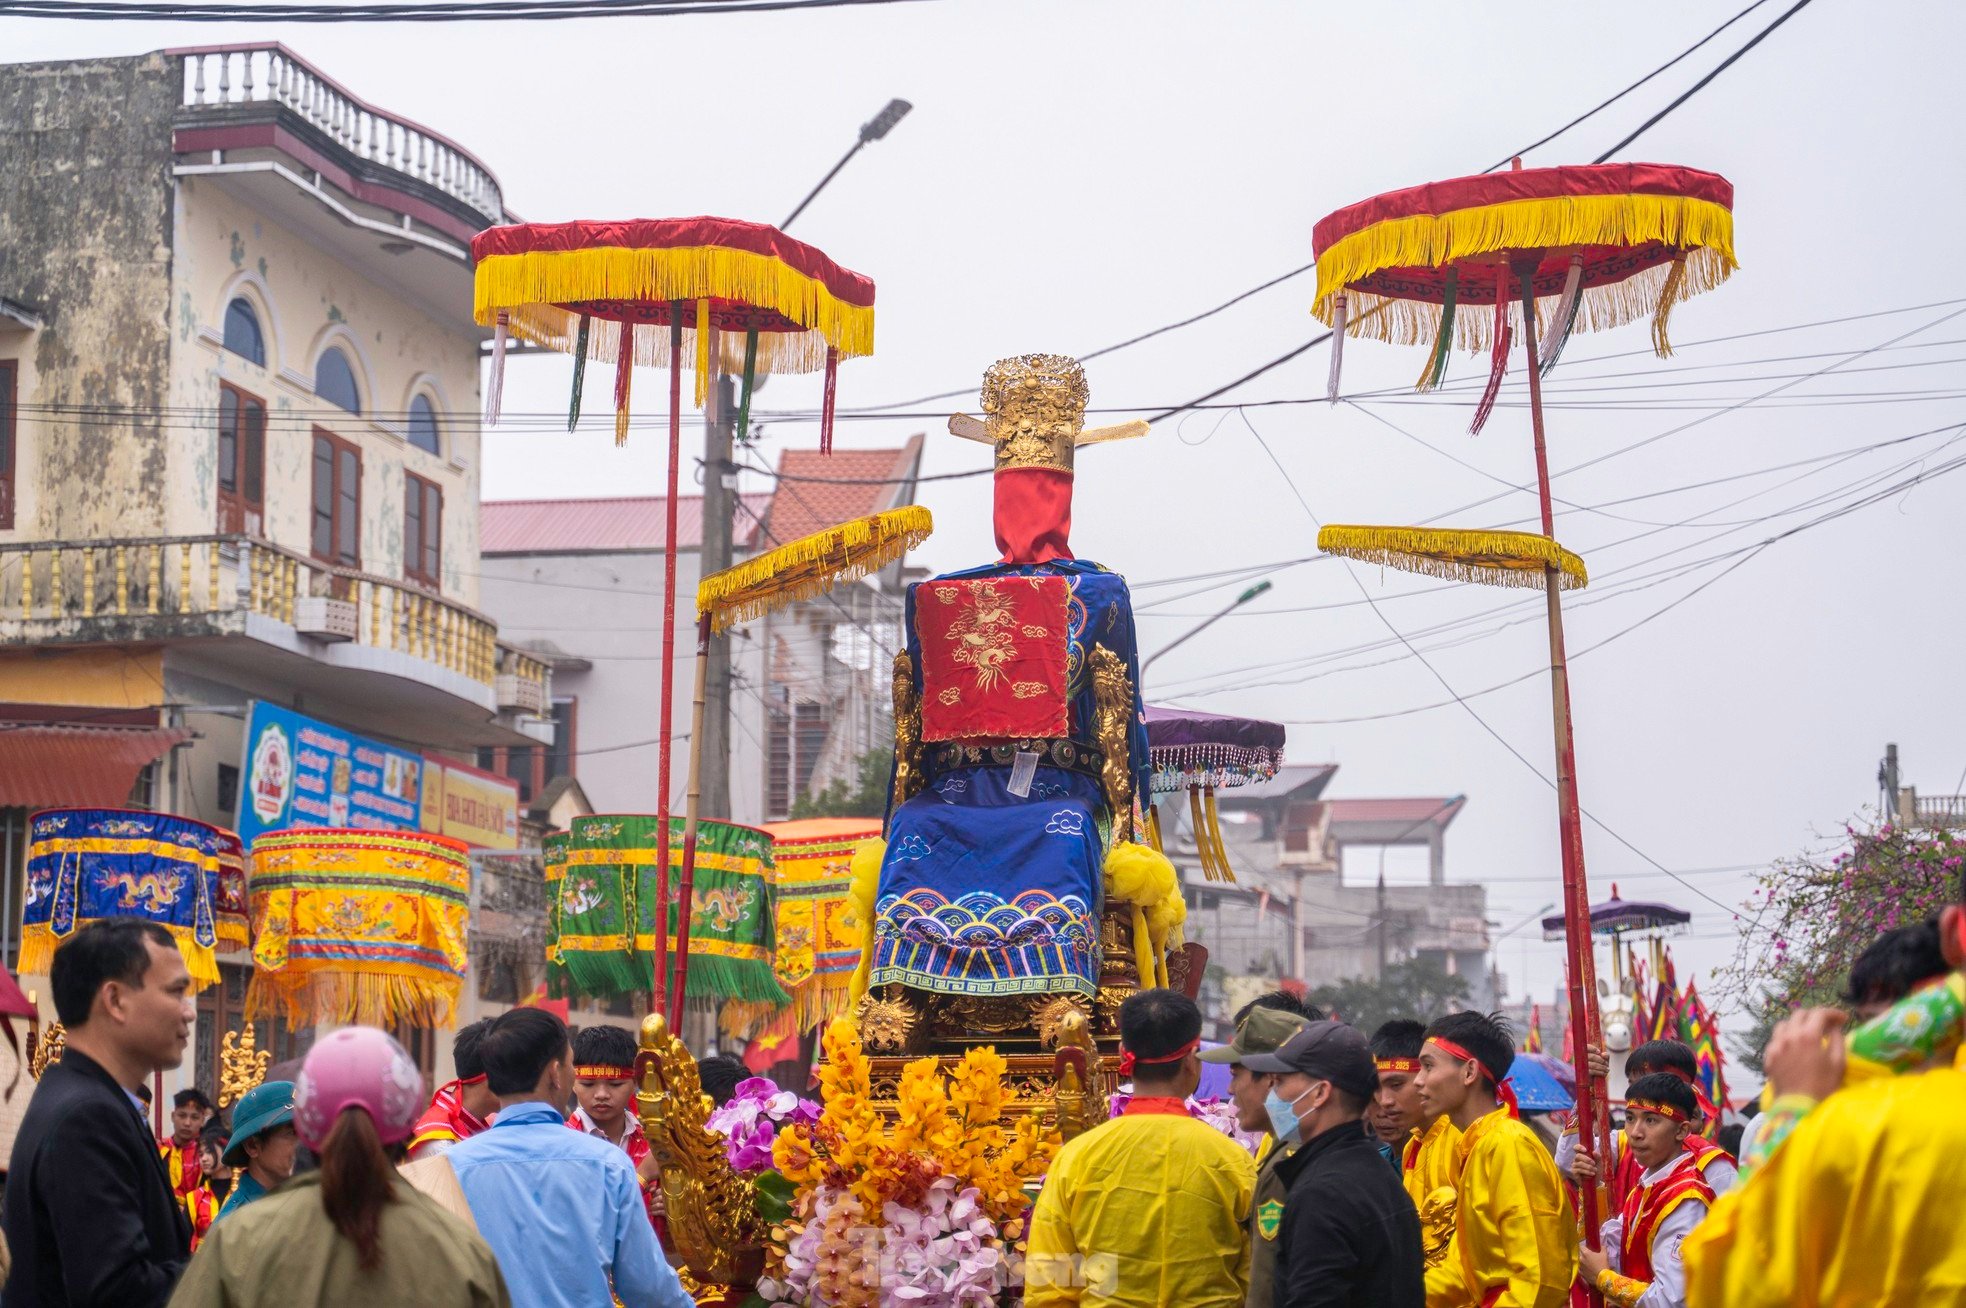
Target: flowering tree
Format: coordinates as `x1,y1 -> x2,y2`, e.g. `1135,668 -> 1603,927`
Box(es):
1718,817 -> 1963,1069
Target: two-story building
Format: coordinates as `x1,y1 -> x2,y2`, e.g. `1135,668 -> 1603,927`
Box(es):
0,45 -> 552,1126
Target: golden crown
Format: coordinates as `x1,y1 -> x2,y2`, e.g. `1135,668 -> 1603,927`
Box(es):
948,353 -> 1148,474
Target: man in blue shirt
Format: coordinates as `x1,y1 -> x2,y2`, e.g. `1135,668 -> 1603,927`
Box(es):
449,1007 -> 691,1308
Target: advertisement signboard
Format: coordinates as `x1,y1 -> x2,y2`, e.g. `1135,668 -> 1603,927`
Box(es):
237,701 -> 426,848
420,756 -> 521,851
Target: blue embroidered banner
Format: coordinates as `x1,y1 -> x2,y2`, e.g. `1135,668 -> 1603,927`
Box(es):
23,808 -> 222,987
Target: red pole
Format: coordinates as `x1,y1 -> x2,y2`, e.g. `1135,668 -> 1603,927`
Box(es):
1517,261 -> 1611,1261
669,614 -> 712,1031
654,310 -> 683,1016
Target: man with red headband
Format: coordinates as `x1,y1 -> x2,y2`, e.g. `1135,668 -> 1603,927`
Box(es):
1562,1041 -> 1735,1200
1576,1073 -> 1712,1308
1375,1019 -> 1464,1272
407,1017 -> 496,1160
1414,1010 -> 1575,1308
1027,989 -> 1255,1307
569,1023 -> 664,1221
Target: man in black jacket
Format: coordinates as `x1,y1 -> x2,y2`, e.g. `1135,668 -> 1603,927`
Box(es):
4,919 -> 196,1308
1243,1020 -> 1425,1308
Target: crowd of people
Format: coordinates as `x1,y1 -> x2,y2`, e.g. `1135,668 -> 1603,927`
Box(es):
4,880 -> 1964,1307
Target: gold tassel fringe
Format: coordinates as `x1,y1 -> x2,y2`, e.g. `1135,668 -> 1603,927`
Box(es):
475,244 -> 875,375
697,506 -> 933,631
20,923 -> 219,992
1312,193 -> 1736,358
1203,787 -> 1236,885
246,966 -> 459,1030
694,299 -> 712,409
1318,524 -> 1588,591
1652,254 -> 1688,358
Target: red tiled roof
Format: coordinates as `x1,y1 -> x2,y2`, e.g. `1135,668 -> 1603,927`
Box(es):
481,493 -> 773,554
0,725 -> 191,809
1322,796 -> 1466,829
761,436 -> 923,545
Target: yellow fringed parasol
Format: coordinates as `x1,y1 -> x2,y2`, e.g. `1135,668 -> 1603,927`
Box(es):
1316,525 -> 1587,591
665,508 -> 933,1029
696,506 -> 933,632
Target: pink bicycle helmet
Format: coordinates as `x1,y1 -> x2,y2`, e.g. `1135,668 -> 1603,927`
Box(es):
293,1026 -> 428,1151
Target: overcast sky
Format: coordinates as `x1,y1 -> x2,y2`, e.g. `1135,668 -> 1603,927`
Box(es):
13,0 -> 1965,1067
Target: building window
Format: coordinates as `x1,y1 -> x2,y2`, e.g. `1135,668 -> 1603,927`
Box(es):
481,697 -> 577,806
216,382 -> 266,535
0,358 -> 13,530
408,394 -> 441,456
314,347 -> 361,414
404,472 -> 442,587
310,429 -> 361,566
222,298 -> 266,366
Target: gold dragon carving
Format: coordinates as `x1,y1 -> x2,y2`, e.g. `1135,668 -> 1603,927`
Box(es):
890,650 -> 926,816
635,1013 -> 766,1287
1088,643 -> 1135,842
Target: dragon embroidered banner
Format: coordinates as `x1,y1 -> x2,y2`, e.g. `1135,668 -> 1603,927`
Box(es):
246,828 -> 470,1028
551,816 -> 789,1032
22,808 -> 223,989
915,574 -> 1071,741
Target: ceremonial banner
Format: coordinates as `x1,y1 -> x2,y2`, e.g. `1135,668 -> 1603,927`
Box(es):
246,828 -> 470,1028
22,808 -> 222,988
763,818 -> 877,1032
214,828 -> 250,952
915,575 -> 1071,742
543,829 -> 569,985
552,816 -> 789,1028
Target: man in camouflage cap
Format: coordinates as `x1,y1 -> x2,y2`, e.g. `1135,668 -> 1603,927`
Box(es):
1201,996 -> 1316,1308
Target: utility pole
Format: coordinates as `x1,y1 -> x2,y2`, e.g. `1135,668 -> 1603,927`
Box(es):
699,372 -> 736,817
1879,742 -> 1900,822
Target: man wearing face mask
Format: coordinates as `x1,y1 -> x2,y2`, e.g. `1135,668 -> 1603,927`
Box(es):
1241,1020 -> 1424,1308
1200,1001 -> 1314,1308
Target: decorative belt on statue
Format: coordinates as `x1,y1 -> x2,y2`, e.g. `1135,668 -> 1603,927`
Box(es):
929,739 -> 1106,783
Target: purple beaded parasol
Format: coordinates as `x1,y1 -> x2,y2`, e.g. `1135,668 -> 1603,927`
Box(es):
1541,884 -> 1691,940
1144,705 -> 1285,883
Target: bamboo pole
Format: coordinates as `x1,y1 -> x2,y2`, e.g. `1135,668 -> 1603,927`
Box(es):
669,613 -> 712,1032
1518,261 -> 1611,1261
653,310 -> 683,1019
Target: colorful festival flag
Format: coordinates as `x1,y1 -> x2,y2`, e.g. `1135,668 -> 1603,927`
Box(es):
1525,1003 -> 1543,1053
23,809 -> 223,989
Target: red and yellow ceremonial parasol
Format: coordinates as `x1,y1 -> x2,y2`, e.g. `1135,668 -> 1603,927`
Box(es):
1308,160 -> 1736,1253
472,218 -> 876,1017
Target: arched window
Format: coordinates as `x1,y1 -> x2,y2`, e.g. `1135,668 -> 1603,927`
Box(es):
222,298 -> 265,366
408,394 -> 441,455
314,347 -> 361,414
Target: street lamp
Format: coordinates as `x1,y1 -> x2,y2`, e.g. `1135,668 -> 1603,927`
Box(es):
1140,579 -> 1272,678
781,98 -> 914,231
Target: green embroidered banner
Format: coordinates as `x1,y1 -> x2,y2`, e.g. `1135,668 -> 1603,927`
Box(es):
547,815 -> 789,1020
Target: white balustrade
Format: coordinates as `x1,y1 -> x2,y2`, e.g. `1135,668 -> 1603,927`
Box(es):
178,46 -> 503,224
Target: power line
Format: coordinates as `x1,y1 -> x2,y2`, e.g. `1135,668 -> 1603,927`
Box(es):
1591,0 -> 1819,162
0,0 -> 929,20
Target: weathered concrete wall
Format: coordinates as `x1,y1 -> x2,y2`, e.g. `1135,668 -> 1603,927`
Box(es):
168,178 -> 484,603
0,54 -> 178,542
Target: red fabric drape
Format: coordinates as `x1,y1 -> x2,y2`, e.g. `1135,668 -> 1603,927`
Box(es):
993,467 -> 1074,565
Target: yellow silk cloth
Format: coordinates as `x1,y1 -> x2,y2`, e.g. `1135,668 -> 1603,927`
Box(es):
1425,1109 -> 1577,1308
1404,1113 -> 1465,1212
1027,1110 -> 1256,1307
1683,1046 -> 1966,1307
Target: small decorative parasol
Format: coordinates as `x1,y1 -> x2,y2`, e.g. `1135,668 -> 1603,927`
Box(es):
1144,705 -> 1286,883
661,507 -> 931,1028
1509,1052 -> 1577,1113
1541,884 -> 1692,940
473,218 -> 876,1022
1315,525 -> 1587,591
1309,158 -> 1737,1252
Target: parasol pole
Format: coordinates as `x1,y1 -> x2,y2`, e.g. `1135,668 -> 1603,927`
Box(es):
669,613 -> 712,1031
653,309 -> 684,1018
1517,258 -> 1612,1257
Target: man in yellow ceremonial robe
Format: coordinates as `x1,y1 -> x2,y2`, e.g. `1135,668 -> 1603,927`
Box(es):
1415,1011 -> 1576,1308
1027,989 -> 1256,1307
1683,901 -> 1966,1308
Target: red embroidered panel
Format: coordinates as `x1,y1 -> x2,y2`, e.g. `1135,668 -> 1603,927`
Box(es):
916,575 -> 1070,742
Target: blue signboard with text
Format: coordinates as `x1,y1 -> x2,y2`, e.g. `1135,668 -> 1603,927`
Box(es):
236,700 -> 425,848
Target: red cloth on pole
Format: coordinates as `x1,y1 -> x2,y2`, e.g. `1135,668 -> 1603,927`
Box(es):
992,467 -> 1074,565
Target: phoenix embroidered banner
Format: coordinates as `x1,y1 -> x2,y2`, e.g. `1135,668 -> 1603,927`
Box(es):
764,818 -> 878,1032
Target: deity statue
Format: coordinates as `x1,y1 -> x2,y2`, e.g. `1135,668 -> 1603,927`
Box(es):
856,354 -> 1182,1055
